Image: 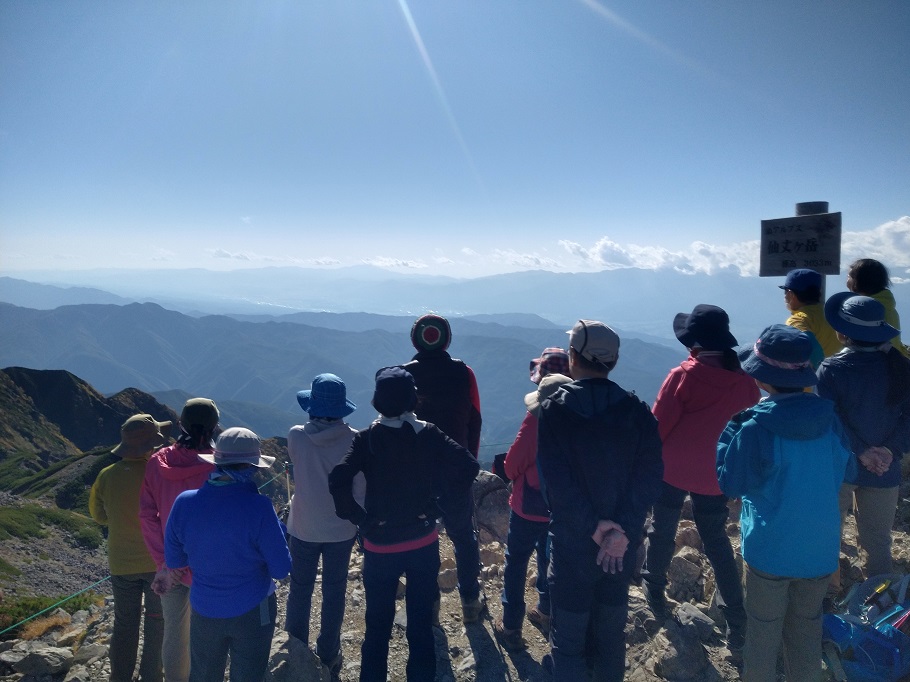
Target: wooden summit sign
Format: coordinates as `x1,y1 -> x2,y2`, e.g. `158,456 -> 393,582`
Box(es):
759,208 -> 841,277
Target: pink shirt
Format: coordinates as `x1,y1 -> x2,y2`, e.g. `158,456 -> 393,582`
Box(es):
139,443 -> 214,579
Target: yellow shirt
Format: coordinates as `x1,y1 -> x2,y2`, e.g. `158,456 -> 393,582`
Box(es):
786,302 -> 842,358
871,289 -> 910,358
89,456 -> 157,575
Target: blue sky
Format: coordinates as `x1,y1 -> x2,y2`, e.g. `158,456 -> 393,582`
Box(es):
1,1 -> 908,279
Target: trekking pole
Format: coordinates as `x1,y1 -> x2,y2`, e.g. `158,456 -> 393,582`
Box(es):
285,461 -> 292,503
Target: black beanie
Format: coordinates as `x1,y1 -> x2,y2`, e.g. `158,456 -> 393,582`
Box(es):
372,366 -> 418,417
410,314 -> 451,352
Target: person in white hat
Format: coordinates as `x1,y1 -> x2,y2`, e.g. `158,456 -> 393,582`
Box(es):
164,427 -> 291,682
90,413 -> 171,682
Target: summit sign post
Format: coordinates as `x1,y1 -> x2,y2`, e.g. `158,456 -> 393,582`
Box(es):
759,202 -> 841,277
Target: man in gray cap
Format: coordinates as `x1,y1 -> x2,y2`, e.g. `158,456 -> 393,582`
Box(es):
537,320 -> 663,681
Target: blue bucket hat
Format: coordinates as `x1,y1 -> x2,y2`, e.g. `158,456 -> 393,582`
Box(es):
673,304 -> 738,351
824,292 -> 900,343
738,324 -> 818,388
297,374 -> 356,418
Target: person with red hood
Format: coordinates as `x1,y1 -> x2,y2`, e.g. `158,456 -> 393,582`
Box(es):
139,398 -> 219,682
642,305 -> 760,652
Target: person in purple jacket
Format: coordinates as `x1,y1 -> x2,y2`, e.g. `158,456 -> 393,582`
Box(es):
165,427 -> 291,682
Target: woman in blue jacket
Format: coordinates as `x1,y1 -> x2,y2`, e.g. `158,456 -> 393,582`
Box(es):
818,293 -> 910,581
165,427 -> 291,682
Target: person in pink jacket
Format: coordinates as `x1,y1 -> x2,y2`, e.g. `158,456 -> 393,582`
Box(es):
140,398 -> 219,682
494,347 -> 571,651
642,305 -> 760,652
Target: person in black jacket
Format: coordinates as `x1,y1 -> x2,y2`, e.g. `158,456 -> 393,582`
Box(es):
538,320 -> 663,681
402,314 -> 485,622
329,366 -> 479,682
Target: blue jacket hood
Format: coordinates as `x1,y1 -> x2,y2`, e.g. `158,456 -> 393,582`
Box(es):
749,394 -> 837,440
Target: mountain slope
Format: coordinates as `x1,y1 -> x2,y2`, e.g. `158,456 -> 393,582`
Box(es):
0,303 -> 683,451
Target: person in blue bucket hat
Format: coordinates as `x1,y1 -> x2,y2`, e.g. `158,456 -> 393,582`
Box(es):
818,294 -> 910,597
717,324 -> 854,682
285,374 -> 363,680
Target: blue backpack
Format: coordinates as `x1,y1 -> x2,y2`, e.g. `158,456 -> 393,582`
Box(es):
823,574 -> 910,682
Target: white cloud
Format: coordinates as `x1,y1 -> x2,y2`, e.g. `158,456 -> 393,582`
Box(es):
841,217 -> 910,273
559,217 -> 910,277
559,237 -> 760,275
461,247 -> 478,256
362,257 -> 428,269
209,248 -> 254,261
490,249 -> 563,269
310,257 -> 341,266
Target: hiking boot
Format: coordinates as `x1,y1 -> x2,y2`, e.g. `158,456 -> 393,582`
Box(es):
644,582 -> 668,618
493,620 -> 527,651
527,607 -> 551,635
320,652 -> 343,682
461,593 -> 487,623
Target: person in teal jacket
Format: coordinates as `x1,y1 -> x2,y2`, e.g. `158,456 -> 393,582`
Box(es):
717,324 -> 853,682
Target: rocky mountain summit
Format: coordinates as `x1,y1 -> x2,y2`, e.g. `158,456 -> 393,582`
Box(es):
5,470 -> 910,681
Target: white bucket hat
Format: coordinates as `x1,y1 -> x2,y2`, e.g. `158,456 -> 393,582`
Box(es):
198,427 -> 275,468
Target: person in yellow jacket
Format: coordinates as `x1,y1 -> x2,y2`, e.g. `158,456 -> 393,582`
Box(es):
847,258 -> 910,358
90,414 -> 171,682
780,268 -> 842,366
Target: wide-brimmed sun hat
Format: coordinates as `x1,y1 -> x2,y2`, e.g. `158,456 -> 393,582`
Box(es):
112,414 -> 171,458
824,292 -> 900,344
297,373 -> 356,418
673,304 -> 738,351
524,373 -> 573,418
198,427 -> 275,468
738,324 -> 817,388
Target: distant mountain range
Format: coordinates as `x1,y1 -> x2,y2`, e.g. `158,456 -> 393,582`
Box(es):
5,264 -> 906,462
5,264 -> 907,348
0,301 -> 683,459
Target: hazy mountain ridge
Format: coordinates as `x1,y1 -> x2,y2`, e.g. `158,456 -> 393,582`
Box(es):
6,266 -> 906,347
0,302 -> 683,453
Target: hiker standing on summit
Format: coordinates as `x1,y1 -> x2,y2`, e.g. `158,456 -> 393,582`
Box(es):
717,325 -> 853,682
538,320 -> 663,680
91,414 -> 171,682
140,398 -> 219,682
642,305 -> 759,651
403,314 -> 484,623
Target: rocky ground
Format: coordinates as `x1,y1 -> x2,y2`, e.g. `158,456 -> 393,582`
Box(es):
4,474 -> 910,681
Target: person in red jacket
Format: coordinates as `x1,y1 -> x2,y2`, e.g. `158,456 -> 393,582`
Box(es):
642,305 -> 760,651
140,398 -> 219,682
494,351 -> 571,651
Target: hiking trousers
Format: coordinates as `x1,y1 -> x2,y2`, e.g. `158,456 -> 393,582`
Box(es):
743,564 -> 828,682
110,571 -> 163,682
